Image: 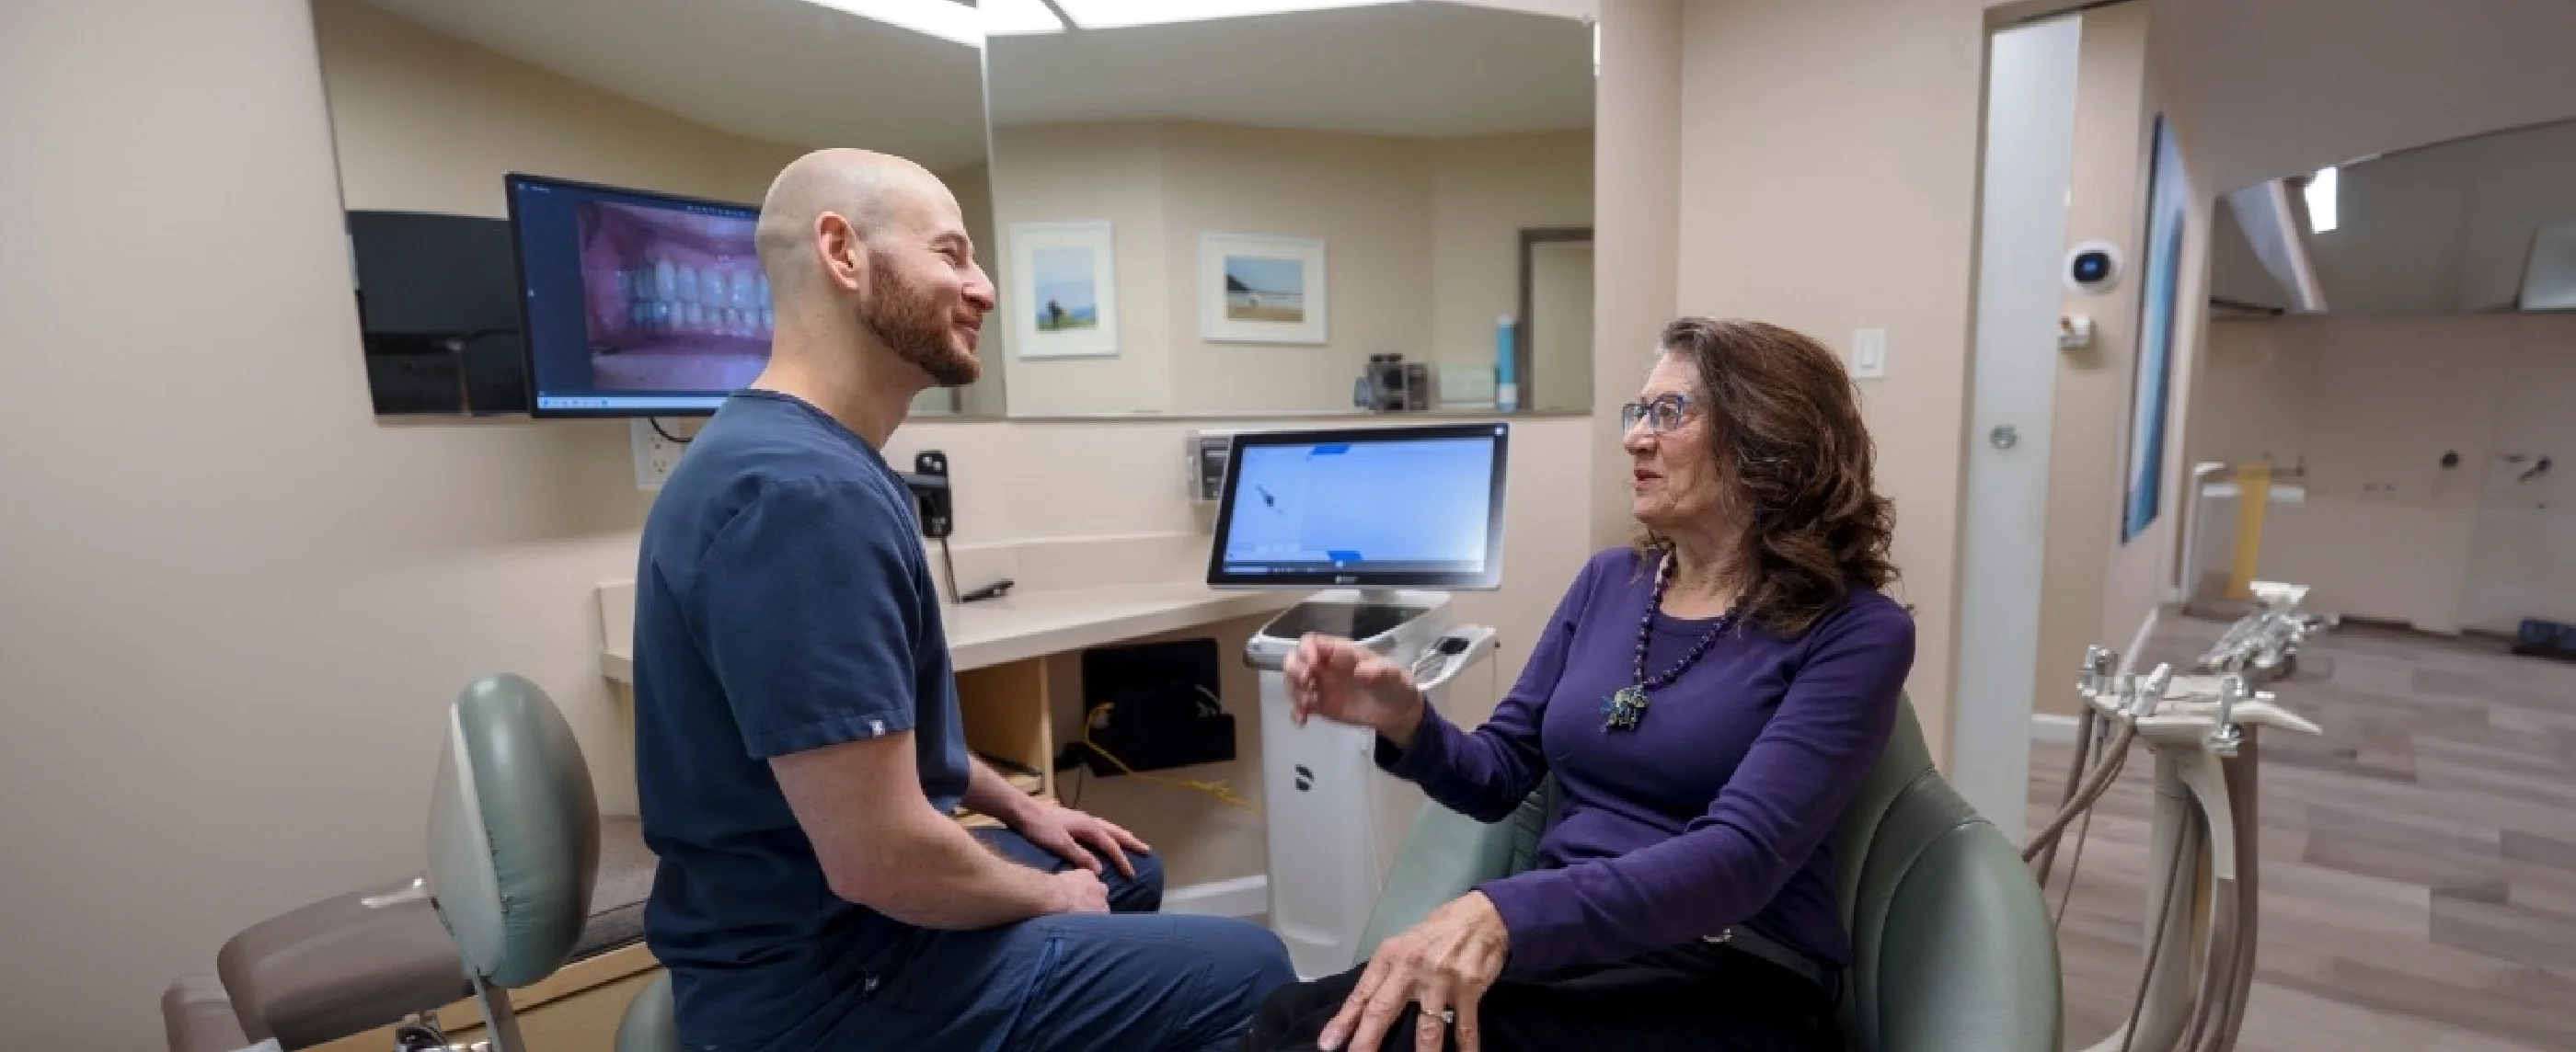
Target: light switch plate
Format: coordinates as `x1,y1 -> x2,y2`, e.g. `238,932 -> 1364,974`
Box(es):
1850,328 -> 1889,380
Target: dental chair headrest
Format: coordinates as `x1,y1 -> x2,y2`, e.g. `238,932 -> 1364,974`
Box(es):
426,673 -> 600,989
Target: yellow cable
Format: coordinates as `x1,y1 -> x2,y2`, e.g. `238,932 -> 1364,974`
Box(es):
1082,703 -> 1261,815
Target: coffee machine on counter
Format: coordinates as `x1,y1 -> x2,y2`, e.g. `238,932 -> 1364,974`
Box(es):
1354,353 -> 1432,412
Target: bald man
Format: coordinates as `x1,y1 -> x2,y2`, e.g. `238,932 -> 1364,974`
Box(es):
631,150 -> 1294,1052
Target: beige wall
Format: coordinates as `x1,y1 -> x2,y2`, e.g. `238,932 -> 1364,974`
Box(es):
1429,132 -> 1598,406
2030,4 -> 2155,715
314,0 -> 799,215
2093,17 -> 2220,679
1651,0 -> 1997,760
1160,123 -> 1432,411
1589,0 -> 1685,552
2188,314 -> 2576,635
989,121 -> 1178,414
0,2 -> 1601,1048
994,121 -> 1591,415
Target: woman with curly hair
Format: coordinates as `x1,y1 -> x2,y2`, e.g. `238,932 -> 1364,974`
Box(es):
1240,317 -> 1914,1052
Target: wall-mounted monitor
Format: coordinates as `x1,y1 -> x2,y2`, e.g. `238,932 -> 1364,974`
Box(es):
507,173 -> 772,417
346,210 -> 527,416
1205,422 -> 1509,590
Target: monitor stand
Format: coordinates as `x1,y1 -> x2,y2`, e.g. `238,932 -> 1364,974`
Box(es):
1241,589 -> 1499,979
1246,589 -> 1446,658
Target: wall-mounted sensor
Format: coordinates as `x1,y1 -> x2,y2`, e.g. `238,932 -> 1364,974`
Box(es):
2065,240 -> 2124,294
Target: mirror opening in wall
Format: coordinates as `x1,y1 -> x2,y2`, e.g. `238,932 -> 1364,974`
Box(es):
2189,114 -> 2576,637
311,0 -> 1002,419
983,0 -> 1597,417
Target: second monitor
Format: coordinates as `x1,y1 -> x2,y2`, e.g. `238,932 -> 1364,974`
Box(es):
1205,422 -> 1509,591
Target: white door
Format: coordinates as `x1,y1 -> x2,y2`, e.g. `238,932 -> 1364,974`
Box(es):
1531,239 -> 1596,413
1951,15 -> 2083,826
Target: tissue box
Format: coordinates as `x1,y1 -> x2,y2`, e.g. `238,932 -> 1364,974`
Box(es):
1438,363 -> 1498,407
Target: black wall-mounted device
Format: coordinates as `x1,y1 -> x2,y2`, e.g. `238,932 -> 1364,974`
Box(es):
1187,431 -> 1234,504
902,452 -> 1013,603
909,451 -> 953,537
347,210 -> 529,417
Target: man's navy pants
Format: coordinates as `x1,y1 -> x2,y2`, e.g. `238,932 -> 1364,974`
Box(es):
734,828 -> 1295,1052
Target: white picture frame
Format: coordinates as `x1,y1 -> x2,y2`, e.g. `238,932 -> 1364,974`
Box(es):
1200,232 -> 1328,344
1008,220 -> 1119,360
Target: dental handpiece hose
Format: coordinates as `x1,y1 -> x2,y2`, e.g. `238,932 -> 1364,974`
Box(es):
2023,661 -> 2166,864
2034,647 -> 2116,884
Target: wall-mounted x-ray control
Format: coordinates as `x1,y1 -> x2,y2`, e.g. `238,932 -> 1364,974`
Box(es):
1187,430 -> 1236,504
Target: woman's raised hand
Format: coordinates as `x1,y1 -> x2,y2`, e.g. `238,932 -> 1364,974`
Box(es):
1283,633 -> 1428,746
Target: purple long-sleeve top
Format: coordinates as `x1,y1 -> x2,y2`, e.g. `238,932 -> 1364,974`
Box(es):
1375,547 -> 1915,977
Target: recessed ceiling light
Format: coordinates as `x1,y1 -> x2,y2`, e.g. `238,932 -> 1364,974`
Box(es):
2305,166 -> 2338,234
1052,0 -> 1409,30
984,0 -> 1068,35
800,0 -> 984,47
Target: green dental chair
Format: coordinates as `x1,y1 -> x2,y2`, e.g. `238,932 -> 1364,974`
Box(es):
1357,695 -> 2062,1052
425,673 -> 681,1052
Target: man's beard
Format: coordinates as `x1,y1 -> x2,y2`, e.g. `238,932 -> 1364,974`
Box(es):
862,259 -> 981,387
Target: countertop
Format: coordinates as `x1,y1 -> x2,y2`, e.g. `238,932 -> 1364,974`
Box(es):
599,580 -> 1303,681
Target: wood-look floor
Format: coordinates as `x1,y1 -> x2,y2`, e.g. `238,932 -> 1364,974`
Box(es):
2027,615 -> 2576,1052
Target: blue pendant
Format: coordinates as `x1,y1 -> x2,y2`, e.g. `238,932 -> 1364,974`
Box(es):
1603,685 -> 1649,731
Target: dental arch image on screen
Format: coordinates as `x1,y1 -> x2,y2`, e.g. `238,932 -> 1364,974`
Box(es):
509,173 -> 775,417
1216,431 -> 1500,580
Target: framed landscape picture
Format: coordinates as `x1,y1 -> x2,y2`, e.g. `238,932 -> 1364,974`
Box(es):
1200,232 -> 1327,344
1009,220 -> 1118,359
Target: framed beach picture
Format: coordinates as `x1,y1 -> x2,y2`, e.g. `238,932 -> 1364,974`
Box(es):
1008,220 -> 1118,359
1200,232 -> 1327,344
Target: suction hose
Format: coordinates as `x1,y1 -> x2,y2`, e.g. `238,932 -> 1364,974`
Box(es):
2031,705 -> 2097,886
2189,734 -> 2262,1052
2119,822 -> 2195,1052
2023,714 -> 2138,865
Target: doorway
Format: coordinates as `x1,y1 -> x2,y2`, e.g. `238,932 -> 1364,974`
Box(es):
1951,12 -> 2083,824
1520,227 -> 1595,413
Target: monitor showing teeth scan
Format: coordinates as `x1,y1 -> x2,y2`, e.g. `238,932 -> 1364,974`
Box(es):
1205,422 -> 1509,590
507,173 -> 773,417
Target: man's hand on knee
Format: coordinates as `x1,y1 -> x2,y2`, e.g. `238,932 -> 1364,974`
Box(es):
1013,798 -> 1152,879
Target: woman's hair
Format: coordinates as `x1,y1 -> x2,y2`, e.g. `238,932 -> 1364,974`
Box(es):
1639,316 -> 1900,637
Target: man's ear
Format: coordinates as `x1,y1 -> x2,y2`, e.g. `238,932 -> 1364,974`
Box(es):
814,212 -> 868,293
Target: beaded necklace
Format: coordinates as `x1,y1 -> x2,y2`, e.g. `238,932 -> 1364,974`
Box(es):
1601,554 -> 1743,732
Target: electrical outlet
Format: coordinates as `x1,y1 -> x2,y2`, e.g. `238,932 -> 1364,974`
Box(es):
632,419 -> 688,490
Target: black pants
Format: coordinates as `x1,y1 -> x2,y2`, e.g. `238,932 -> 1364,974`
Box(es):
1234,941 -> 1844,1052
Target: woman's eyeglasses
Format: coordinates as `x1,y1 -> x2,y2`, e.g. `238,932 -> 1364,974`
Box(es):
1618,394 -> 1693,434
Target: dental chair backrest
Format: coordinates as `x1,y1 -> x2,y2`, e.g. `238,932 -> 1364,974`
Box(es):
1828,698 -> 2061,1052
425,673 -> 600,1049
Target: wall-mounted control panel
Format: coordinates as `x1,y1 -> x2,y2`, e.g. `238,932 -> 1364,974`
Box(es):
1187,430 -> 1235,504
